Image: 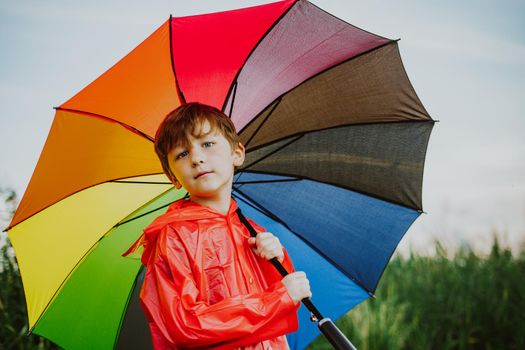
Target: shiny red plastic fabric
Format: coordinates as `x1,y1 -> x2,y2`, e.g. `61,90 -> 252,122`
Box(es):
125,198 -> 299,349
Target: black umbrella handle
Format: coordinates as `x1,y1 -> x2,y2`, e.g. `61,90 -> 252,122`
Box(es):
236,208 -> 357,350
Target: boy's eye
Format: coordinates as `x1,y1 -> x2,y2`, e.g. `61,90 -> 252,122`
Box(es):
203,141 -> 215,148
175,150 -> 189,159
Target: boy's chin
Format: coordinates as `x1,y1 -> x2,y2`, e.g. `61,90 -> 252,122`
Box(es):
189,188 -> 230,199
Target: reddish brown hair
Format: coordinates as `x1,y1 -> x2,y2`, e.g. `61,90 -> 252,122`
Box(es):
154,102 -> 240,181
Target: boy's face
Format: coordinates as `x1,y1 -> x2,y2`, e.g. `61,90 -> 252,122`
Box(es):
167,120 -> 245,200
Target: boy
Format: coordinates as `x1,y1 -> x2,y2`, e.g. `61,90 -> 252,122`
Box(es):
124,103 -> 312,349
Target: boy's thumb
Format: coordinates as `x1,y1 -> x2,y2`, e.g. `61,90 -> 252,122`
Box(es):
247,237 -> 255,245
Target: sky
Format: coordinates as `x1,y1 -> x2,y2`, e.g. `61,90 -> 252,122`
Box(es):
1,0 -> 524,255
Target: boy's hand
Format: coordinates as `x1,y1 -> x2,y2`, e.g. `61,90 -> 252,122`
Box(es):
282,271 -> 312,304
247,231 -> 284,263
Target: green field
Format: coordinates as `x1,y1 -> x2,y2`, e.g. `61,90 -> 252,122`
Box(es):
2,238 -> 524,349
308,240 -> 525,349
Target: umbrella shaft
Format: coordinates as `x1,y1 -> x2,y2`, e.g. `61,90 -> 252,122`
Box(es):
236,209 -> 358,349
269,258 -> 357,350
319,318 -> 358,350
269,257 -> 324,320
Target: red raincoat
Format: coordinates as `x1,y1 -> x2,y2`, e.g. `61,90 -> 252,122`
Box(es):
124,198 -> 299,349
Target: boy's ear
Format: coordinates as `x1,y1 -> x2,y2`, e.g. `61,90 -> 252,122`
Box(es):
233,142 -> 245,167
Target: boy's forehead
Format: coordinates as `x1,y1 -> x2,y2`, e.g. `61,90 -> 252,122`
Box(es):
171,119 -> 223,151
191,119 -> 213,136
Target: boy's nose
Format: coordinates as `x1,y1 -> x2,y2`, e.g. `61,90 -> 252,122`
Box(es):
191,150 -> 205,166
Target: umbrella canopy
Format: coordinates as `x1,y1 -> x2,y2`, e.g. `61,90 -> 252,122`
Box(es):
7,0 -> 434,349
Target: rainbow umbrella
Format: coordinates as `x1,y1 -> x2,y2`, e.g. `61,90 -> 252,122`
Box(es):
7,0 -> 434,349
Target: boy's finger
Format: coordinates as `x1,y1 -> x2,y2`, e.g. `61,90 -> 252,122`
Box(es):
258,231 -> 273,239
257,236 -> 280,249
258,239 -> 274,251
259,232 -> 278,242
292,271 -> 306,278
255,236 -> 269,246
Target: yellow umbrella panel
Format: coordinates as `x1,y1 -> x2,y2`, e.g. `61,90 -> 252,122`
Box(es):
8,18 -> 183,347
8,174 -> 174,329
7,107 -> 174,329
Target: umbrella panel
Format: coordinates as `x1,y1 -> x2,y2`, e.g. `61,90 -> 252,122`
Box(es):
243,121 -> 434,211
225,0 -> 391,130
233,173 -> 421,293
233,191 -> 371,349
8,175 -> 172,328
171,0 -> 295,108
33,186 -> 185,349
61,20 -> 181,137
10,109 -> 163,229
116,268 -> 153,350
239,42 -> 431,152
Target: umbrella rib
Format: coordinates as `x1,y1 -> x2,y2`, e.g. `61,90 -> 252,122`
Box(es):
234,178 -> 302,185
243,120 -> 433,181
231,95 -> 282,187
114,202 -> 171,228
227,81 -> 238,117
6,172 -> 167,231
114,192 -> 189,228
232,186 -> 375,297
369,211 -> 422,293
113,266 -> 145,350
26,186 -> 179,333
242,119 -> 435,212
169,14 -> 186,104
243,97 -> 282,150
110,180 -> 172,185
232,188 -> 293,232
245,119 -> 435,155
220,0 -> 300,113
54,107 -> 154,141
27,243 -> 102,333
240,168 -> 424,213
237,39 -> 400,137
242,134 -> 304,171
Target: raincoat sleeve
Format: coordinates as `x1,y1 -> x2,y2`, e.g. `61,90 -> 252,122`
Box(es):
141,224 -> 299,349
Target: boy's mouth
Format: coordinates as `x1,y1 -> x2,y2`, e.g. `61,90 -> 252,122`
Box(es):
194,171 -> 212,179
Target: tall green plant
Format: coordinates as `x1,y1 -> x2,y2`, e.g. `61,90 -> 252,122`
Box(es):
1,188 -> 58,350
308,239 -> 525,349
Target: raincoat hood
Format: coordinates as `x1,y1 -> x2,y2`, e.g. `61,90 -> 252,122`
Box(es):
123,198 -> 239,265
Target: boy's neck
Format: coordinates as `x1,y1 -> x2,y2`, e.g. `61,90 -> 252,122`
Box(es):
189,193 -> 232,216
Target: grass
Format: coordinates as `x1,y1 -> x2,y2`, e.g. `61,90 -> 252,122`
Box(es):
2,235 -> 524,349
308,239 -> 525,349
